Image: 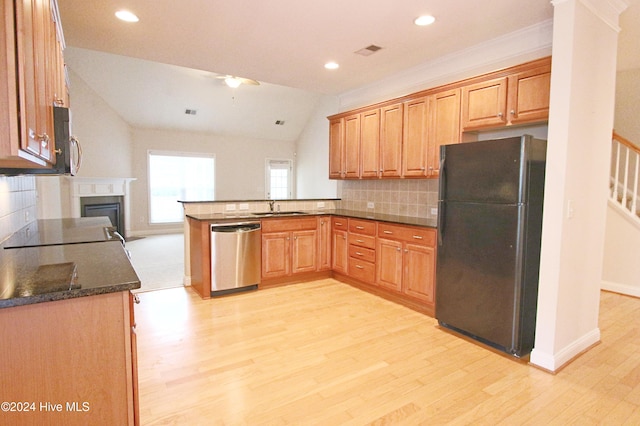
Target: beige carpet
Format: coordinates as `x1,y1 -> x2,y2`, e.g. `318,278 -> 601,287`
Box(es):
127,233 -> 185,293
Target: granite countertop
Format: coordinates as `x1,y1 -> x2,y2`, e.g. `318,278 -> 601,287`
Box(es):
187,209 -> 437,228
3,217 -> 117,249
0,240 -> 140,309
178,198 -> 340,204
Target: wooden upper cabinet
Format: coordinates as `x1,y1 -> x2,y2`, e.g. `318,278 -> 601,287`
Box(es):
461,77 -> 508,131
328,118 -> 343,178
379,103 -> 403,178
343,113 -> 361,178
427,89 -> 461,177
360,109 -> 380,178
402,97 -> 429,177
1,0 -> 67,169
507,64 -> 551,126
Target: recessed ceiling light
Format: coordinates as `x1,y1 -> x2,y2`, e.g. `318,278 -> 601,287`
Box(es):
414,15 -> 435,26
115,10 -> 139,23
324,62 -> 339,70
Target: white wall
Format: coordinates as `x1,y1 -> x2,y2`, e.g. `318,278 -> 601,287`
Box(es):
602,203 -> 640,296
68,69 -> 133,179
296,95 -> 339,199
130,128 -> 295,235
614,68 -> 640,146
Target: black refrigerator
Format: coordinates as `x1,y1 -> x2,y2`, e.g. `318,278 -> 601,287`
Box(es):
435,135 -> 546,357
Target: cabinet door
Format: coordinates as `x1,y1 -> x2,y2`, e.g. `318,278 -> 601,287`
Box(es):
403,242 -> 435,303
329,118 -> 343,178
379,103 -> 403,178
376,238 -> 403,291
291,229 -> 317,274
317,217 -> 331,271
343,113 -> 360,178
402,97 -> 429,177
427,89 -> 461,177
507,65 -> 551,126
262,232 -> 290,279
461,77 -> 508,130
360,109 -> 380,178
332,229 -> 348,274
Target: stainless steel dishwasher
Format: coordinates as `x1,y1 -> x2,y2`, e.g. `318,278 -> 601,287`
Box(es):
210,221 -> 261,296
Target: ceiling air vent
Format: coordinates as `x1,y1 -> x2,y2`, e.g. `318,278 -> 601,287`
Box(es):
355,44 -> 383,56
185,109 -> 197,115
275,120 -> 285,126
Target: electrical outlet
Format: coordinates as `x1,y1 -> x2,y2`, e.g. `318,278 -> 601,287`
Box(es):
431,208 -> 438,216
24,210 -> 29,222
367,202 -> 375,209
225,204 -> 236,211
239,203 -> 249,210
316,201 -> 325,209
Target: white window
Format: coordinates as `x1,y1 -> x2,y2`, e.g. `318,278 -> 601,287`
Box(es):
148,151 -> 215,223
266,159 -> 293,199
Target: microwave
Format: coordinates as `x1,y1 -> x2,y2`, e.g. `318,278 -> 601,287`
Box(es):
0,106 -> 82,175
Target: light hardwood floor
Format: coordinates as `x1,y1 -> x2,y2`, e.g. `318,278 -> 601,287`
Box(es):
135,279 -> 640,425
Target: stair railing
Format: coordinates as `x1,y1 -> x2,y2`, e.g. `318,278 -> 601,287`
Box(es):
611,131 -> 640,220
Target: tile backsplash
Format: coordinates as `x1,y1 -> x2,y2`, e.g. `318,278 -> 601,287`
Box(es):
337,179 -> 439,219
0,176 -> 37,243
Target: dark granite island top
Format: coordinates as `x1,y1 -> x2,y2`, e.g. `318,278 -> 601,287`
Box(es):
0,240 -> 141,308
186,209 -> 437,228
3,217 -> 117,249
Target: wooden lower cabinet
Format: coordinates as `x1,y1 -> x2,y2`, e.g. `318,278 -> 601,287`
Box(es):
261,217 -> 318,280
331,217 -> 348,274
0,291 -> 139,425
376,223 -> 437,312
317,217 -> 332,271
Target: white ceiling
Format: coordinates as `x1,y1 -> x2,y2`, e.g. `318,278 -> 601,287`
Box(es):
57,0 -> 639,142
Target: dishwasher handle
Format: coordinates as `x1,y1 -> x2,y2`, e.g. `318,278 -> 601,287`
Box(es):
211,222 -> 261,233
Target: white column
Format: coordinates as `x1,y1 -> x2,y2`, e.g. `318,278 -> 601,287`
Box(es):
531,0 -> 627,371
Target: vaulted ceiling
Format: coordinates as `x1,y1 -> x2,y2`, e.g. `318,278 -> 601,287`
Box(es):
57,0 -> 638,141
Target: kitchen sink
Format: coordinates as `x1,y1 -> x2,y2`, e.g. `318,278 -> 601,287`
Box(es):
251,211 -> 308,216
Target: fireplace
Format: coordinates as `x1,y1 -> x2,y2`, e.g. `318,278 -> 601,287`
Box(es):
80,196 -> 124,236
66,177 -> 136,238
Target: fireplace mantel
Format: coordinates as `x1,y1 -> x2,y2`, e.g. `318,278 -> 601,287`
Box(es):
65,177 -> 136,237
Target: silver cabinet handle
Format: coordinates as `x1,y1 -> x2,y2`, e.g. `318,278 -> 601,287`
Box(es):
355,252 -> 363,256
335,222 -> 343,226
510,110 -> 515,115
356,239 -> 364,243
498,112 -> 503,117
383,230 -> 393,234
404,249 -> 408,253
355,226 -> 364,230
133,294 -> 140,304
396,247 -> 401,252
412,235 -> 423,240
355,265 -> 364,269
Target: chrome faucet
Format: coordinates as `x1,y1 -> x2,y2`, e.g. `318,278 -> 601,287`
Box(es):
268,200 -> 275,212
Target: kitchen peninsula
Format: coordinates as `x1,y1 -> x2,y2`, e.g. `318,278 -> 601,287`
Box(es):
0,218 -> 141,426
182,199 -> 438,316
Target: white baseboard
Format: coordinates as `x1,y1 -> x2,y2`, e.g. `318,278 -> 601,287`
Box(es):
601,280 -> 640,298
530,327 -> 601,372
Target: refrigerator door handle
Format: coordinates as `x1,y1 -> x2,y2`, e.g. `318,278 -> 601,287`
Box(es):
437,153 -> 446,246
437,200 -> 445,246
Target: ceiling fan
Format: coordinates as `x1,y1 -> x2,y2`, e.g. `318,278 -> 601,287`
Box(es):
214,75 -> 260,88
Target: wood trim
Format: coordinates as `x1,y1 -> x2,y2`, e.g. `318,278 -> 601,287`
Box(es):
613,131 -> 640,154
327,56 -> 552,120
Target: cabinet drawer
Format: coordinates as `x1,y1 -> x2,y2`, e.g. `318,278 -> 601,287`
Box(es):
348,219 -> 376,236
349,259 -> 375,283
262,217 -> 317,233
332,217 -> 348,231
378,223 -> 436,246
348,233 -> 376,249
349,245 -> 375,263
